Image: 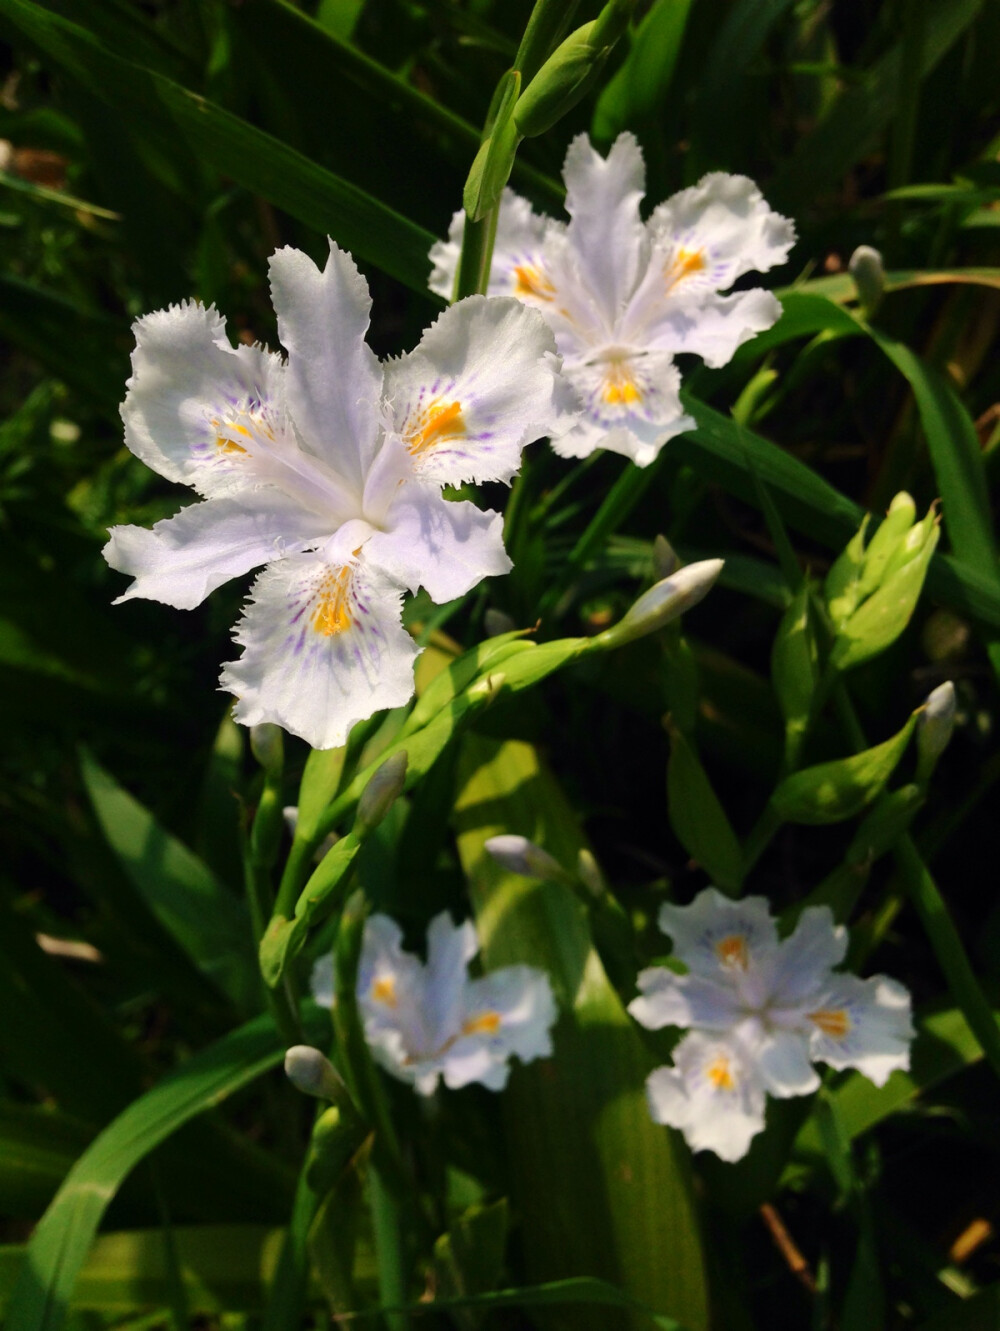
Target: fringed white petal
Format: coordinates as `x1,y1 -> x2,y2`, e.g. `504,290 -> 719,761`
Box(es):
657,888 -> 780,980
646,1031 -> 767,1162
385,295 -> 562,486
649,172 -> 796,293
220,551 -> 418,750
268,241 -> 383,488
104,493 -> 328,609
563,132 -> 648,318
122,300 -> 286,498
365,486 -> 510,603
806,973 -> 914,1087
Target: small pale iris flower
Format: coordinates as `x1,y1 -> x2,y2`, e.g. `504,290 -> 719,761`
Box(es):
628,888 -> 913,1162
311,911 -> 557,1095
105,242 -> 562,749
430,133 -> 795,467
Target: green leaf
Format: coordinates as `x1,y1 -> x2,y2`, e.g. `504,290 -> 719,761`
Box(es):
0,274 -> 124,417
336,1276 -> 686,1329
0,1104 -> 90,1220
0,0 -> 437,292
3,1012 -> 306,1331
81,751 -> 257,1013
453,736 -> 709,1331
830,516 -> 940,670
666,721 -> 744,893
0,1224 -> 364,1314
768,0 -> 984,209
433,1200 -> 509,1331
771,583 -> 819,759
787,1004 -> 986,1183
771,713 -> 918,825
592,0 -> 694,140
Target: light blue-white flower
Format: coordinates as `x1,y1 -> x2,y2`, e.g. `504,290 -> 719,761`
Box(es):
430,133 -> 795,466
105,242 -> 563,749
312,911 -> 557,1095
629,888 -> 913,1162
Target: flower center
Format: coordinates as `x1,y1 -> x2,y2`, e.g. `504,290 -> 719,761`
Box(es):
372,976 -> 397,1007
715,934 -> 749,970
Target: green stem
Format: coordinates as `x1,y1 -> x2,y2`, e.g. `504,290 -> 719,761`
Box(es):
370,1164 -> 410,1331
454,208 -> 500,300
261,1147 -> 321,1331
513,0 -> 581,84
893,835 -> 1000,1081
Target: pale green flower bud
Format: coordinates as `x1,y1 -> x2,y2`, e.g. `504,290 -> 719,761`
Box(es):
849,244 -> 885,316
285,1045 -> 345,1101
485,834 -> 567,882
593,559 -> 723,650
355,750 -> 408,836
250,723 -> 283,776
576,848 -> 606,899
916,680 -> 956,783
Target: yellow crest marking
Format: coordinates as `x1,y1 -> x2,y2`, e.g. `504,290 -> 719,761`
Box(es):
408,399 -> 465,456
715,934 -> 749,969
706,1056 -> 735,1092
372,976 -> 397,1007
808,1008 -> 851,1040
311,566 -> 355,637
602,362 -> 642,407
665,246 -> 706,293
513,263 -> 555,302
462,1011 -> 502,1037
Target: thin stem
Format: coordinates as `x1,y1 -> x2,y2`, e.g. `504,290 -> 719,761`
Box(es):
261,1138 -> 321,1331
893,835 -> 1000,1081
370,1164 -> 410,1331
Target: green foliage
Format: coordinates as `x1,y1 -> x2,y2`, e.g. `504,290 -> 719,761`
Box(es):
2,1 -> 1000,1328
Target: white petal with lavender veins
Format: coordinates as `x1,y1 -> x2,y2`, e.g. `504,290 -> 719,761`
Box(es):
646,1031 -> 767,1162
805,972 -> 914,1087
429,188 -> 562,306
104,492 -> 330,610
385,295 -> 563,486
649,172 -> 796,295
220,551 -> 418,750
657,887 -> 780,980
122,300 -> 286,498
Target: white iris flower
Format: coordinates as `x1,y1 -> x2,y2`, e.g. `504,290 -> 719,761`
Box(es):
105,242 -> 563,749
628,888 -> 914,1162
311,911 -> 557,1095
430,133 -> 795,466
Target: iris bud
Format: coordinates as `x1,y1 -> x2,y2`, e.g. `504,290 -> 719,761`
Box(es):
485,834 -> 567,883
355,750 -> 408,836
849,245 -> 885,317
593,559 -> 723,650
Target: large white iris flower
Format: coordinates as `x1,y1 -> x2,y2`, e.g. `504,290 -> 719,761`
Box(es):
628,888 -> 913,1162
105,242 -> 562,749
311,911 -> 557,1094
430,133 -> 795,466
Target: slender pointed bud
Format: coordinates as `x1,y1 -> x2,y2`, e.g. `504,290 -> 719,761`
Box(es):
485,834 -> 567,882
594,559 -> 724,650
355,750 -> 408,836
652,534 -> 680,580
849,244 -> 885,316
250,723 -> 283,776
485,607 -> 517,638
285,1045 -> 346,1101
916,681 -> 957,783
576,848 -> 606,899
